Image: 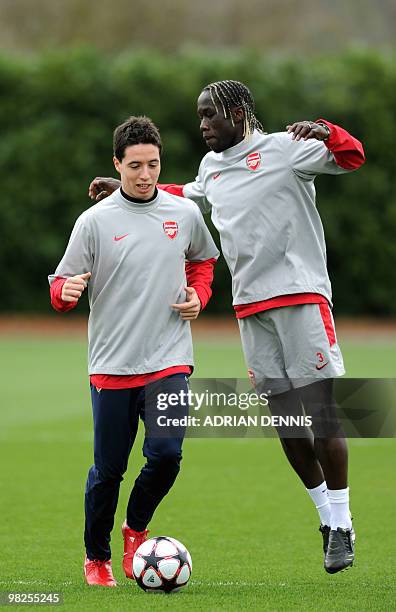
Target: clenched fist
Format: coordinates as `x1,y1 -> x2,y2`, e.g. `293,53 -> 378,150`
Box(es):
61,272 -> 91,303
172,287 -> 201,320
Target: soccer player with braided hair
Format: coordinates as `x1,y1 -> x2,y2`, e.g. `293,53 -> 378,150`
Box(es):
204,80 -> 265,138
89,79 -> 365,574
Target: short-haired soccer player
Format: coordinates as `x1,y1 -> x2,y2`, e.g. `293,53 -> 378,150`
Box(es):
89,82 -> 365,574
49,116 -> 219,587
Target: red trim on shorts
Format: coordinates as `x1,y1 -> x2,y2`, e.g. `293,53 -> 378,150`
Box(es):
234,293 -> 327,319
318,302 -> 336,347
90,365 -> 192,390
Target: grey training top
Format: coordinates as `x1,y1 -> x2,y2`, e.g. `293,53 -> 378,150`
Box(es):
48,189 -> 219,374
184,130 -> 351,306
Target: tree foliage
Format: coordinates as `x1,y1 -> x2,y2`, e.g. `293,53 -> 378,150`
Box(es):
0,48 -> 395,314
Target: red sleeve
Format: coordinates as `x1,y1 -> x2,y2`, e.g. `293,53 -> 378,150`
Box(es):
158,184 -> 185,197
50,277 -> 78,313
185,258 -> 217,310
315,118 -> 365,170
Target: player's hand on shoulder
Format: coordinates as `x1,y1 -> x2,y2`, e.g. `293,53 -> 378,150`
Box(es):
88,177 -> 121,201
171,287 -> 201,320
61,272 -> 91,303
286,121 -> 330,142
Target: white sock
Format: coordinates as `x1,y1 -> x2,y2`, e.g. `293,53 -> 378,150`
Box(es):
306,481 -> 331,526
328,487 -> 352,530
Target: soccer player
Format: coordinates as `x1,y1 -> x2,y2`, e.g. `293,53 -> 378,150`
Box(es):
49,116 -> 219,587
88,81 -> 365,574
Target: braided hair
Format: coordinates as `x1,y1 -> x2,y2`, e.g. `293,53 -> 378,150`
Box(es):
203,80 -> 264,138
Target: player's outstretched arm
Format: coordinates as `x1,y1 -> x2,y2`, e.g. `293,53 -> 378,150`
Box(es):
88,178 -> 187,201
171,287 -> 201,321
88,177 -> 121,201
286,119 -> 365,173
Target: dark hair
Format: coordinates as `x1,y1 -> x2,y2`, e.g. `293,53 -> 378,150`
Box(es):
113,115 -> 162,160
203,80 -> 264,138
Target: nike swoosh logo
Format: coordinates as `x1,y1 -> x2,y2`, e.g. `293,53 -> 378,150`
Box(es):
114,234 -> 129,241
316,361 -> 329,370
213,172 -> 221,180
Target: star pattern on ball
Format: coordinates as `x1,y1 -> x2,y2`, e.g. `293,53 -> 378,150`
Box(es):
140,537 -> 190,582
141,547 -> 162,573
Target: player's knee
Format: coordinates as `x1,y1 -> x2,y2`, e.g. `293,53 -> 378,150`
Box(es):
306,397 -> 343,438
146,441 -> 183,468
87,463 -> 125,485
157,445 -> 183,467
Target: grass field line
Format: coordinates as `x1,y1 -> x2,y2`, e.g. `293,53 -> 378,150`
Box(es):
0,580 -> 73,586
191,580 -> 287,587
0,580 -> 327,588
2,579 -> 393,589
0,581 -> 264,588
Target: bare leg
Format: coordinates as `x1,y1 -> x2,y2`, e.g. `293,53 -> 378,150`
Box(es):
313,438 -> 348,489
300,379 -> 348,489
269,388 -> 325,488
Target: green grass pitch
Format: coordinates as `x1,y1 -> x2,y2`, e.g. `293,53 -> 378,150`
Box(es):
0,336 -> 395,610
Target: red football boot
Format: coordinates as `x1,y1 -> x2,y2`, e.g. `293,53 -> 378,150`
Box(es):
122,521 -> 149,579
84,556 -> 117,587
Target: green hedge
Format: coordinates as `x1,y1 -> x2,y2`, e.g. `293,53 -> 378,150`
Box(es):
0,48 -> 395,315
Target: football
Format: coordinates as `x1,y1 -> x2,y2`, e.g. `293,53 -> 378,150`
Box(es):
132,536 -> 192,593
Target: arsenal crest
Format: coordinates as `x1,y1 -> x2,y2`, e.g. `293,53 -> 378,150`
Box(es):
163,220 -> 178,240
246,152 -> 261,171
